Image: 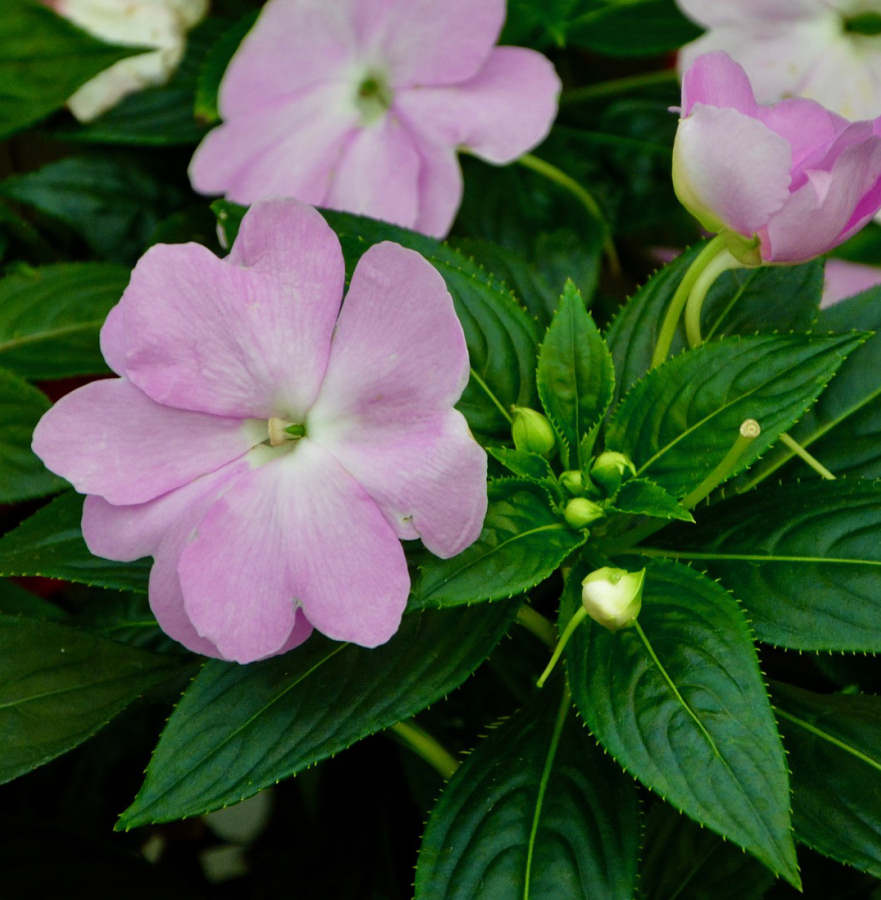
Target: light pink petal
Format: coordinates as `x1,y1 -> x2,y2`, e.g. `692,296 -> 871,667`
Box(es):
356,0 -> 506,87
822,259 -> 881,308
189,86 -> 359,206
32,378 -> 264,505
763,139 -> 881,262
681,51 -> 758,116
673,103 -> 792,236
118,205 -> 344,420
217,0 -> 357,118
178,440 -> 409,661
676,0 -> 826,27
394,47 -> 560,165
313,409 -> 486,556
409,136 -> 462,238
324,116 -> 421,227
308,242 -> 469,426
99,303 -> 127,376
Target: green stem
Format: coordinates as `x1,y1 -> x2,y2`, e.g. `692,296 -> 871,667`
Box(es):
389,720 -> 458,780
516,604 -> 557,649
681,418 -> 761,509
684,249 -> 742,347
523,684 -> 570,899
516,153 -> 620,275
778,432 -> 836,480
469,367 -> 513,424
537,606 -> 588,688
561,69 -> 678,104
650,235 -> 728,369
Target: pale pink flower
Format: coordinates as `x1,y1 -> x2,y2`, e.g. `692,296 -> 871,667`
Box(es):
47,0 -> 208,122
673,52 -> 881,263
822,258 -> 881,307
32,200 -> 487,663
677,1 -> 881,121
188,0 -> 560,237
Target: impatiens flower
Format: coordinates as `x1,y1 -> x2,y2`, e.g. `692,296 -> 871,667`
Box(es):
822,258 -> 881,307
188,0 -> 560,237
677,1 -> 881,120
47,0 -> 208,122
672,52 -> 881,263
32,199 -> 487,663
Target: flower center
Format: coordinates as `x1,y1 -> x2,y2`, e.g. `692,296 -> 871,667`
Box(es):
355,70 -> 392,125
267,417 -> 306,446
844,12 -> 881,35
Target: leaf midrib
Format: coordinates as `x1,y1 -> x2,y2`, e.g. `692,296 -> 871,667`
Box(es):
0,318 -> 106,354
775,706 -> 881,775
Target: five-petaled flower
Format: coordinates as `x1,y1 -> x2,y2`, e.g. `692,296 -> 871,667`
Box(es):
188,0 -> 560,237
47,0 -> 208,122
32,199 -> 488,663
673,52 -> 881,264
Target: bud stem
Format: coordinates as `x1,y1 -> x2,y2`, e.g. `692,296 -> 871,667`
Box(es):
516,603 -> 556,649
681,418 -> 761,509
651,234 -> 728,369
537,606 -> 588,688
684,248 -> 743,348
388,720 -> 458,780
778,432 -> 836,480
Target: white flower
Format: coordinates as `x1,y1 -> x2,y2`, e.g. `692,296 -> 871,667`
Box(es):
677,1 -> 881,120
50,0 -> 208,121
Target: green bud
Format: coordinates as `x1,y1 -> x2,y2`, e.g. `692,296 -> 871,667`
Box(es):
559,469 -> 584,495
581,567 -> 645,631
590,451 -> 636,494
563,497 -> 605,529
511,406 -> 556,457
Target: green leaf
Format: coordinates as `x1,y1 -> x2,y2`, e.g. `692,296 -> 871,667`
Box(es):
0,578 -> 68,621
0,0 -> 142,139
605,248 -> 823,405
214,202 -> 542,438
648,480 -> 881,651
0,154 -> 186,263
411,480 -> 584,610
567,0 -> 701,57
415,690 -> 641,899
605,333 -> 864,499
609,477 -> 693,522
742,286 -> 881,486
0,613 -> 185,785
537,280 -> 614,469
193,12 -> 258,123
773,681 -> 881,878
0,367 -> 64,503
61,19 -> 228,146
0,492 -> 150,593
0,263 -> 127,378
487,446 -> 555,482
118,602 -> 517,828
638,802 -> 776,900
564,559 -> 798,886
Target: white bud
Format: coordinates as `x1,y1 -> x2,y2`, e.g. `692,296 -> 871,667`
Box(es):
581,567 -> 645,631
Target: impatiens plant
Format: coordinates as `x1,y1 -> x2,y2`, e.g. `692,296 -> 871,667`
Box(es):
9,2 -> 881,897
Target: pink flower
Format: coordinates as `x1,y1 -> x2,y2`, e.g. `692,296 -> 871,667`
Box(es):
822,259 -> 881,307
672,52 -> 881,263
188,0 -> 560,237
32,200 -> 487,663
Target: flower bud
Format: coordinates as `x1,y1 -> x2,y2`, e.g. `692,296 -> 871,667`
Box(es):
511,406 -> 556,457
559,469 -> 584,495
590,451 -> 636,494
563,497 -> 605,529
581,567 -> 645,631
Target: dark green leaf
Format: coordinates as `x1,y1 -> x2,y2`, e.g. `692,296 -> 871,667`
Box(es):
0,578 -> 68,621
638,802 -> 775,900
415,690 -> 641,899
0,491 -> 150,593
193,12 -> 258,123
605,333 -> 864,499
564,559 -> 798,886
773,682 -> 881,878
0,0 -> 141,139
0,263 -> 127,378
649,480 -> 881,651
487,446 -> 555,481
537,280 -> 614,468
0,613 -> 185,784
0,367 -> 64,503
118,602 -> 517,827
411,480 -> 584,610
610,477 -> 693,522
0,155 -> 186,263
